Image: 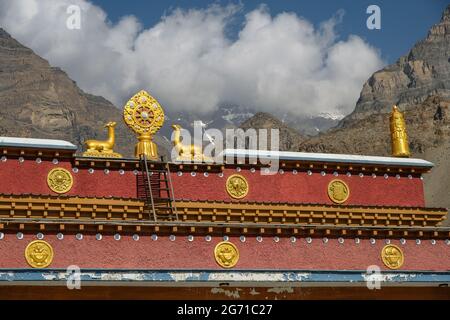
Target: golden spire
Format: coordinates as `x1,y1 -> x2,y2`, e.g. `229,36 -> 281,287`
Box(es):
123,90 -> 165,160
390,105 -> 410,157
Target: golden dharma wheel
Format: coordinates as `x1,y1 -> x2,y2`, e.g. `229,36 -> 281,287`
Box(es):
123,90 -> 165,135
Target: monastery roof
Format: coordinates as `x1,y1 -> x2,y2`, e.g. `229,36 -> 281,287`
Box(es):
222,149 -> 434,168
0,136 -> 434,169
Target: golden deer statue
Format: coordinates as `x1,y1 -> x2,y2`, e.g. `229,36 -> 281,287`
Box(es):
83,121 -> 122,158
172,124 -> 212,162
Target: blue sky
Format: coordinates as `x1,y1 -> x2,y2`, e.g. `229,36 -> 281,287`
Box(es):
91,0 -> 447,64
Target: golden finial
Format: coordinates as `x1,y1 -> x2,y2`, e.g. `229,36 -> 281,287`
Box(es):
123,90 -> 165,160
83,121 -> 123,158
390,105 -> 410,157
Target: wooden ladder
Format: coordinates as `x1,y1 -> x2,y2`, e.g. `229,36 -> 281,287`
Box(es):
139,155 -> 178,221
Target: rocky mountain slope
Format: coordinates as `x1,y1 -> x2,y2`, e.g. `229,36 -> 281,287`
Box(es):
0,28 -> 171,158
341,5 -> 450,125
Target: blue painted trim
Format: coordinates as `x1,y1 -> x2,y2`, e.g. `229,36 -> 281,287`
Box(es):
0,269 -> 449,284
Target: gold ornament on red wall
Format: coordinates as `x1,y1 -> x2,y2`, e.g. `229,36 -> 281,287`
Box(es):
25,240 -> 54,268
381,244 -> 404,269
214,241 -> 239,268
47,168 -> 73,194
226,174 -> 249,199
327,179 -> 350,204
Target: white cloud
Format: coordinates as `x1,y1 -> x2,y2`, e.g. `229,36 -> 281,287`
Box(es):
0,0 -> 384,117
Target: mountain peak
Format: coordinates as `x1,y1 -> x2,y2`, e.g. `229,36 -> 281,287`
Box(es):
0,28 -> 10,38
239,112 -> 304,151
441,4 -> 450,21
242,112 -> 283,125
426,4 -> 450,40
0,27 -> 28,50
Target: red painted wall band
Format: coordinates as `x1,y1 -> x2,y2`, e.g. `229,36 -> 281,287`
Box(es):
0,160 -> 425,207
0,234 -> 447,271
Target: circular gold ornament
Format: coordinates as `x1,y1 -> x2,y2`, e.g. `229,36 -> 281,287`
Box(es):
381,244 -> 404,269
25,240 -> 54,268
123,90 -> 165,135
214,241 -> 239,268
226,174 -> 249,199
47,168 -> 73,194
327,179 -> 350,204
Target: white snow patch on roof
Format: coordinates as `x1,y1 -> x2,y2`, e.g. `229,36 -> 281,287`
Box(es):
0,137 -> 77,150
221,149 -> 433,167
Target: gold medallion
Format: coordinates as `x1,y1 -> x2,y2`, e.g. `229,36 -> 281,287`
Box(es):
381,244 -> 404,269
226,174 -> 249,199
327,179 -> 350,204
25,240 -> 54,268
214,241 -> 239,268
47,168 -> 73,194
